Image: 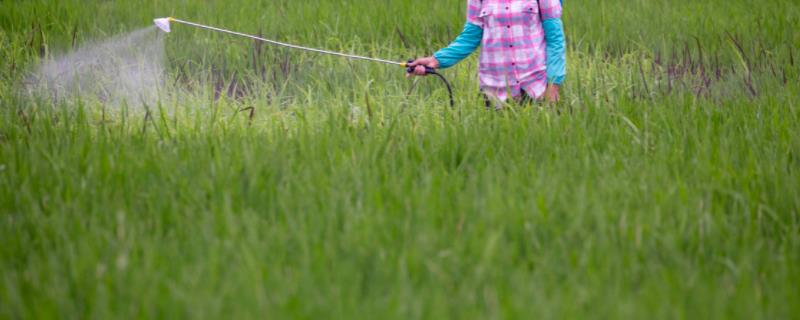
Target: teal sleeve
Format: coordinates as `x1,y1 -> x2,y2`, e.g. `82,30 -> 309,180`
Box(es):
433,22 -> 483,69
542,18 -> 566,85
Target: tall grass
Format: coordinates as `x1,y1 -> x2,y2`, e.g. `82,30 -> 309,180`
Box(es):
1,0 -> 799,318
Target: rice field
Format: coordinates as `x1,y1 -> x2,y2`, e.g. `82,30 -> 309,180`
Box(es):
1,0 -> 799,318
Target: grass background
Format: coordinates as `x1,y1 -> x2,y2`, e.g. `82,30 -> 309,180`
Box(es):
1,0 -> 799,318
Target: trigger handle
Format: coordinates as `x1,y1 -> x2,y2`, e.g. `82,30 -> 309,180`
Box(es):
405,59 -> 437,74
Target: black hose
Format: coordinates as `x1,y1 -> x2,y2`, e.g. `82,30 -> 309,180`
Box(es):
407,60 -> 455,109
426,70 -> 455,109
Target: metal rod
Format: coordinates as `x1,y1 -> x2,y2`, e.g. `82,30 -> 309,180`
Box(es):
171,18 -> 405,66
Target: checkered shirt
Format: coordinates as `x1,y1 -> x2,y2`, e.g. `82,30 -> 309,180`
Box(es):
467,0 -> 562,101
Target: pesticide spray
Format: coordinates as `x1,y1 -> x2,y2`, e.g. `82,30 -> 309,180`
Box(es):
25,26 -> 166,108
24,18 -> 454,109
153,17 -> 454,108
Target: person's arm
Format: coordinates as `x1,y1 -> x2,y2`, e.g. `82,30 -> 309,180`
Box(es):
540,0 -> 565,101
543,18 -> 566,85
408,22 -> 483,75
433,22 -> 483,69
408,0 -> 485,76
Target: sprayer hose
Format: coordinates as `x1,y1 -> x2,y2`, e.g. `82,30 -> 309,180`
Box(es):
426,71 -> 455,109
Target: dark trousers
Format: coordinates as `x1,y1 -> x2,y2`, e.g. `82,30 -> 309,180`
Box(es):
482,89 -> 534,110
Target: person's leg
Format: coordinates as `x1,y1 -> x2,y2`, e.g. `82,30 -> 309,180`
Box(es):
482,93 -> 493,110
519,89 -> 534,106
481,90 -> 505,111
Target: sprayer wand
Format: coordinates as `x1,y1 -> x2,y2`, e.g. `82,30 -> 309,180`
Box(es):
154,17 -> 454,108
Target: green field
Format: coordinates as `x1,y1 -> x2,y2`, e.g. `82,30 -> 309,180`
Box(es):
2,0 -> 799,318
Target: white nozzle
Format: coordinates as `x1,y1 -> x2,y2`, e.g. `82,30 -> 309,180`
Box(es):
154,18 -> 171,33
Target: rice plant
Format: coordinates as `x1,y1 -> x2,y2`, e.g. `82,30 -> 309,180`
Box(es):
1,0 -> 798,318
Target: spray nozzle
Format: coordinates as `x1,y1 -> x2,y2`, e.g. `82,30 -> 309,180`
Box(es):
154,18 -> 172,33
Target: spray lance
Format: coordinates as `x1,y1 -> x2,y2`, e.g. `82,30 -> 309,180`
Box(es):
153,17 -> 454,108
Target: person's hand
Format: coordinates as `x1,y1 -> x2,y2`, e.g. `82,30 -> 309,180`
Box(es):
545,84 -> 560,102
406,57 -> 440,77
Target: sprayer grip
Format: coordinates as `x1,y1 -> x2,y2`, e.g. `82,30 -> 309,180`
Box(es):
405,59 -> 437,75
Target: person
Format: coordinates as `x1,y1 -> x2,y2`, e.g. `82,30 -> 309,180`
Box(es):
408,0 -> 566,107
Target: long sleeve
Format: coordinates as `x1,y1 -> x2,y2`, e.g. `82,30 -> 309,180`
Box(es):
433,22 -> 484,69
542,18 -> 566,85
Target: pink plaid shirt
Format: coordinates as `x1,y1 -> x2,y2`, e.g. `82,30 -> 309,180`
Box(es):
467,0 -> 562,101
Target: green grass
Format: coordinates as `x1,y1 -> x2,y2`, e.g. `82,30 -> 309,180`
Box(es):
1,0 -> 799,318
